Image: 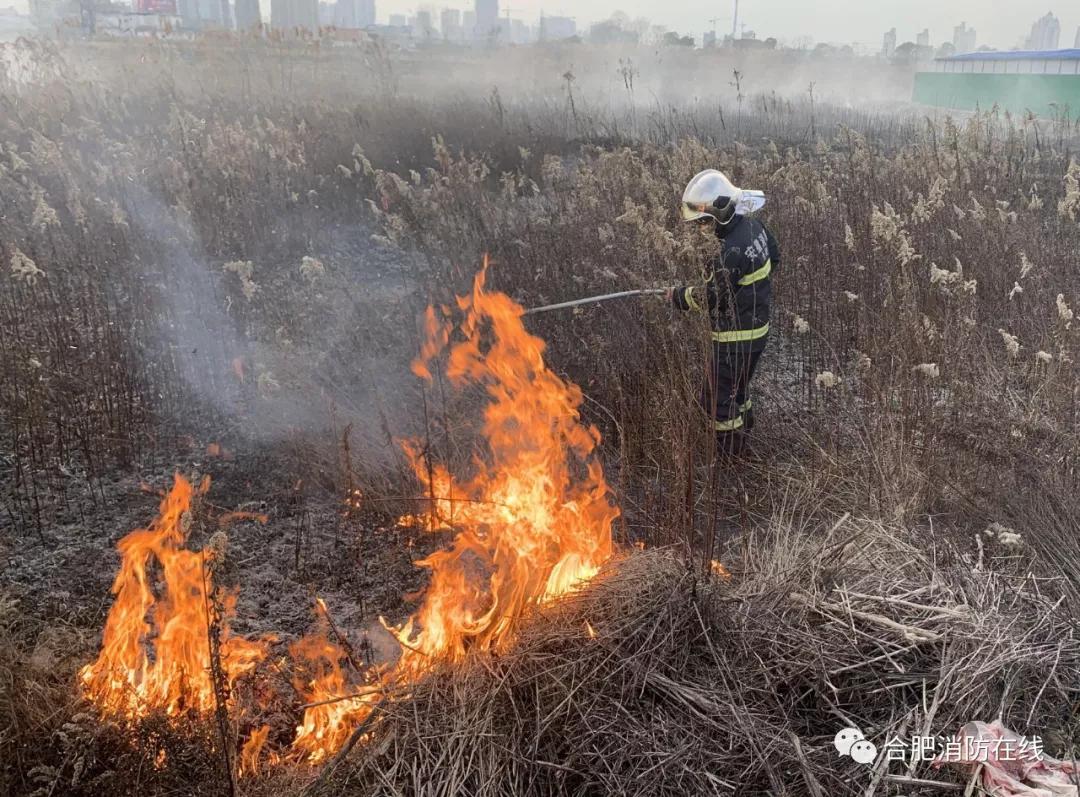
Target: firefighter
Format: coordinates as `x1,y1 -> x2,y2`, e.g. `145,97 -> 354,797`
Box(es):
668,169 -> 779,455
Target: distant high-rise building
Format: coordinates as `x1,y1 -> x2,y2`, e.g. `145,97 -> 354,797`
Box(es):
474,0 -> 497,40
318,1 -> 332,26
271,0 -> 317,31
882,27 -> 896,58
179,0 -> 230,29
441,8 -> 461,40
334,0 -> 373,28
29,0 -> 66,28
1075,25 -> 1080,49
540,14 -> 575,41
462,9 -> 474,33
298,0 -> 318,28
589,19 -> 639,45
916,28 -> 930,48
509,17 -> 528,43
1026,11 -> 1060,51
176,0 -> 198,28
388,13 -> 406,26
270,0 -> 286,28
952,21 -> 976,53
415,8 -> 433,37
235,0 -> 260,28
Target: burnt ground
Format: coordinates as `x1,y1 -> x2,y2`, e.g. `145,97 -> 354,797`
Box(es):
1,441 -> 444,677
1,217 -> 442,683
0,211 -> 804,795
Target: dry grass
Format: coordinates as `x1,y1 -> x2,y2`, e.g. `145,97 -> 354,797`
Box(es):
0,592 -> 227,796
3,36 -> 1080,796
323,521 -> 1079,796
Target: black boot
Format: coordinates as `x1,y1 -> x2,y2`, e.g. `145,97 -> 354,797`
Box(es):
716,431 -> 747,457
743,407 -> 755,432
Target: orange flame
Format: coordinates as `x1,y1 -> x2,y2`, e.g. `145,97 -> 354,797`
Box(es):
392,263 -> 617,664
239,724 -> 279,777
289,262 -> 618,761
217,511 -> 269,528
85,262 -> 618,768
709,559 -> 732,581
289,610 -> 378,763
343,488 -> 363,516
79,474 -> 269,718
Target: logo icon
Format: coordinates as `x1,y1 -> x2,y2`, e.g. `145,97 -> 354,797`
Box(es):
835,727 -> 878,765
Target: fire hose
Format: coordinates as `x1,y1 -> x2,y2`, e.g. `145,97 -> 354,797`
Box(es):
523,288 -> 674,316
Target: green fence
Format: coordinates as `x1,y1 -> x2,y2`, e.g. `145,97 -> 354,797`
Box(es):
913,71 -> 1080,117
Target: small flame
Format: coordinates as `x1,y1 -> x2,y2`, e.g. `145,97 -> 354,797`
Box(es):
343,488 -> 363,516
289,611 -> 378,763
205,442 -> 233,460
239,724 -> 277,777
710,559 -> 732,581
79,474 -> 270,718
217,510 -> 269,528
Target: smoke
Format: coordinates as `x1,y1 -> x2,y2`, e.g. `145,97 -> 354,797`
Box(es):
124,186 -> 245,417
379,42 -> 918,119
29,37 -> 924,470
124,184 -> 422,468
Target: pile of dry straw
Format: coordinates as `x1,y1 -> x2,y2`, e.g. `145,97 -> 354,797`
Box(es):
316,516 -> 1079,796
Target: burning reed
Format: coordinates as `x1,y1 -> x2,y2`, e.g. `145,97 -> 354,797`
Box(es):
79,474 -> 269,719
391,263 -> 617,663
287,263 -> 619,762
328,527 -> 1080,797
8,36 -> 1080,797
73,266 -> 621,774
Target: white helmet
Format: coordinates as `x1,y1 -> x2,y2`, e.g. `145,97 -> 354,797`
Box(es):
680,169 -> 766,223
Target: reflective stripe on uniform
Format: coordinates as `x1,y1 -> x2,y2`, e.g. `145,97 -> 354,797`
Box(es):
740,399 -> 752,413
737,258 -> 772,286
711,323 -> 770,343
714,415 -> 745,432
683,286 -> 701,312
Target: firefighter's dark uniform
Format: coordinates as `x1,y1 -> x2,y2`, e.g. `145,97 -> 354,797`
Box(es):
671,213 -> 779,452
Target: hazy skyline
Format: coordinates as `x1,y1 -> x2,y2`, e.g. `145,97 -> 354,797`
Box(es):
372,1 -> 1073,50
6,0 -> 1076,51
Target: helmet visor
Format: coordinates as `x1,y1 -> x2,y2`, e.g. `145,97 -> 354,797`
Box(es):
735,190 -> 767,214
682,194 -> 736,223
681,201 -> 712,222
